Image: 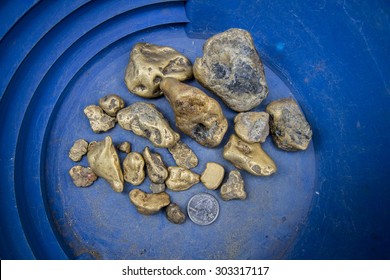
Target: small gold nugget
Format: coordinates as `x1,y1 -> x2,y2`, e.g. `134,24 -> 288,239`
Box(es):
87,136 -> 124,192
69,139 -> 88,162
168,140 -> 198,169
165,166 -> 200,191
84,105 -> 116,133
69,166 -> 97,187
129,189 -> 170,215
200,162 -> 225,190
142,146 -> 168,184
98,94 -> 125,117
223,134 -> 276,176
123,152 -> 145,186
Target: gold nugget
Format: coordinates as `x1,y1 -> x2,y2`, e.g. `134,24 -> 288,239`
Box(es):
166,166 -> 200,191
87,136 -> 124,192
98,94 -> 125,117
129,189 -> 170,215
161,77 -> 228,147
168,140 -> 198,169
123,152 -> 145,186
84,105 -> 116,133
142,147 -> 168,184
117,102 -> 179,148
200,162 -> 225,190
223,134 -> 276,176
125,43 -> 192,98
220,170 -> 246,200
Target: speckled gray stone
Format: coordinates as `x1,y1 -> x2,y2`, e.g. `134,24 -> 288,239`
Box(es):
266,98 -> 312,151
194,28 -> 268,112
220,170 -> 246,200
234,112 -> 269,143
168,140 -> 198,169
149,183 -> 166,194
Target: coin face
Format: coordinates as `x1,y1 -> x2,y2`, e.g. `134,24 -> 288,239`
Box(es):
187,193 -> 219,225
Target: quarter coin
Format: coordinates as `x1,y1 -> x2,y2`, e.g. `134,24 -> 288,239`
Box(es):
187,193 -> 219,225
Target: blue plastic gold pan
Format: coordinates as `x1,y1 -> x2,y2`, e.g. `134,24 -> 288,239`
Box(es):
0,0 -> 389,259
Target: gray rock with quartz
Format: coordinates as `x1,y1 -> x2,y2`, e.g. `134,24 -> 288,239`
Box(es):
234,112 -> 269,143
194,28 -> 268,112
266,98 -> 312,151
150,183 -> 166,194
220,170 -> 247,200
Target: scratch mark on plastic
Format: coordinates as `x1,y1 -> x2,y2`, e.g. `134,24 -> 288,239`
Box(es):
342,0 -> 390,95
289,10 -> 321,47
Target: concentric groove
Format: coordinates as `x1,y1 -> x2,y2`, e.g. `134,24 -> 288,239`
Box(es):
0,0 -> 92,100
0,0 -> 39,41
1,1 -> 188,259
0,0 -> 186,101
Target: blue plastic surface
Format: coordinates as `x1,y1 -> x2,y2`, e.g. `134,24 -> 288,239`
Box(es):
0,0 -> 389,259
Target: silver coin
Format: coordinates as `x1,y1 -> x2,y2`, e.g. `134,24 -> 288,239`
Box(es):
187,193 -> 219,226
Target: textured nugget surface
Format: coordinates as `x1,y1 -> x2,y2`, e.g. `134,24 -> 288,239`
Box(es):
161,77 -> 228,147
117,102 -> 180,148
125,43 -> 192,98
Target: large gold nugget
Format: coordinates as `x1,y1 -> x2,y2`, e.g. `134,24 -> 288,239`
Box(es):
117,102 -> 180,148
125,43 -> 193,98
266,98 -> 312,151
223,134 -> 276,176
160,77 -> 228,147
87,136 -> 124,192
129,189 -> 170,215
166,166 -> 200,191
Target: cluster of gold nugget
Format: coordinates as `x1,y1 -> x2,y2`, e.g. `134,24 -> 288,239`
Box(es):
68,28 -> 313,224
